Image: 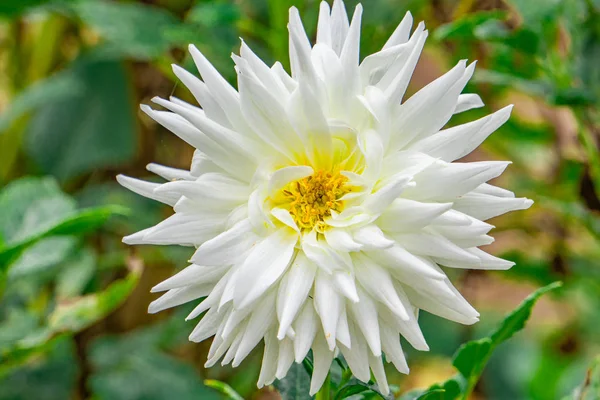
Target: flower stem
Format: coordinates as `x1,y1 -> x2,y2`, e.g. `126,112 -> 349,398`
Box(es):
315,374 -> 330,400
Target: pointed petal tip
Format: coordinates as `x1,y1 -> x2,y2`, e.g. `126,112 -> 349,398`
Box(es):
122,231 -> 146,245
524,198 -> 534,208
139,104 -> 153,114
115,174 -> 127,185
150,283 -> 165,293
147,302 -> 160,314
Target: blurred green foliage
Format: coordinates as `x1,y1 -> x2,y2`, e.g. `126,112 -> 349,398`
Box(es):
0,0 -> 599,399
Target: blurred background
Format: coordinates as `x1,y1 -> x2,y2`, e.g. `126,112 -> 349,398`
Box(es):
0,0 -> 599,399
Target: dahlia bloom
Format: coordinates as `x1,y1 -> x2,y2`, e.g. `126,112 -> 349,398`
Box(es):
118,0 -> 532,394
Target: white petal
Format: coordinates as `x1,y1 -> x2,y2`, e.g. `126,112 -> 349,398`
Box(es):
362,175 -> 414,215
148,284 -> 211,314
116,175 -> 179,206
330,0 -> 349,56
146,163 -> 193,181
369,353 -> 390,396
239,40 -> 289,101
238,70 -> 303,161
332,270 -> 359,302
383,11 -> 413,49
352,224 -> 394,250
377,198 -> 453,232
309,332 -> 335,396
276,253 -> 317,340
339,321 -> 370,381
275,338 -> 295,379
302,229 -> 351,273
380,321 -> 409,373
155,173 -> 249,204
314,269 -> 342,350
404,160 -> 510,201
350,286 -> 381,356
151,96 -> 262,162
324,228 -> 363,252
366,244 -> 445,280
467,247 -> 515,270
354,254 -> 409,320
287,81 -> 333,169
188,45 -> 253,137
409,105 -> 513,162
390,59 -> 472,150
140,105 -> 253,181
268,165 -> 314,194
233,291 -> 276,367
271,208 -> 300,232
336,306 -> 351,348
394,232 -> 481,267
293,301 -> 318,362
188,307 -> 221,343
141,212 -> 225,246
233,228 -> 297,308
379,23 -> 427,105
454,192 -> 533,221
454,93 -> 484,114
316,1 -> 332,46
257,330 -> 279,388
171,64 -> 231,128
151,264 -> 228,293
191,219 -> 255,266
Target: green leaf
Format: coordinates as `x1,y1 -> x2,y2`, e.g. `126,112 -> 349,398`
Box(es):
48,270 -> 139,333
186,2 -> 240,27
334,378 -> 395,400
420,377 -> 464,400
0,73 -> 84,133
0,271 -> 139,371
489,282 -> 563,344
26,59 -> 136,181
451,282 -> 562,399
0,176 -> 74,245
0,0 -> 52,18
506,0 -> 563,33
416,389 -> 446,400
72,0 -> 189,60
7,237 -> 77,280
0,336 -> 77,400
275,362 -> 313,400
335,384 -> 369,399
0,204 -> 128,270
452,339 -> 493,379
434,11 -> 507,41
55,247 -> 96,298
88,321 -> 219,400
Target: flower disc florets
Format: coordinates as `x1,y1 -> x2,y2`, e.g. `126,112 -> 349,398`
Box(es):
280,171 -> 349,231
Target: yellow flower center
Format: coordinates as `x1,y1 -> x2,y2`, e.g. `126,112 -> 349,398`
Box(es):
281,170 -> 350,231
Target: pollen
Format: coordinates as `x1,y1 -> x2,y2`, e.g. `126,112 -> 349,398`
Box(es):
282,170 -> 350,231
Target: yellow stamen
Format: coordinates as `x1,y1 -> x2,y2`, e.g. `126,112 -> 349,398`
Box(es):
280,170 -> 350,231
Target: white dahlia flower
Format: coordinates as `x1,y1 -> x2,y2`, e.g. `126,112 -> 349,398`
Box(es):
118,0 -> 532,395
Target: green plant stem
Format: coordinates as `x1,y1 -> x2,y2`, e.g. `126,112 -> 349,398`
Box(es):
316,374 -> 330,400
203,379 -> 244,400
